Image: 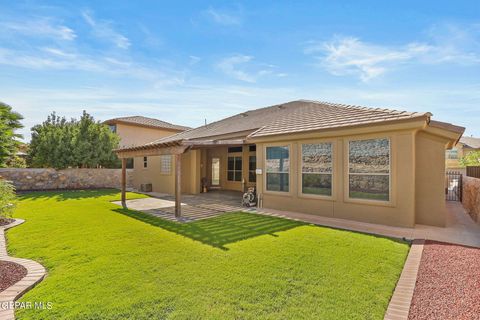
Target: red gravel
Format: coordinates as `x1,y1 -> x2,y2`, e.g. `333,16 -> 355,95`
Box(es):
0,261 -> 28,292
0,218 -> 14,227
408,241 -> 480,320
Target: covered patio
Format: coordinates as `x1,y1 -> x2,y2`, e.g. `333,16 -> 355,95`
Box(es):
113,190 -> 248,222
115,138 -> 250,219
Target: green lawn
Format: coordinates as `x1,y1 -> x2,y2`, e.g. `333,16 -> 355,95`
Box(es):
8,190 -> 409,319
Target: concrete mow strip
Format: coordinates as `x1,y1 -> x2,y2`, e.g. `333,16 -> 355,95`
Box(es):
384,239 -> 425,320
0,220 -> 46,320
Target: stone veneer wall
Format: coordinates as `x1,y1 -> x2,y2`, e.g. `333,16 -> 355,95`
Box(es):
462,176 -> 480,223
0,168 -> 133,191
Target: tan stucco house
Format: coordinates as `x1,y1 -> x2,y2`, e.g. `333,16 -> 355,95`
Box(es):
104,116 -> 190,172
445,136 -> 480,170
104,116 -> 190,147
115,100 -> 464,228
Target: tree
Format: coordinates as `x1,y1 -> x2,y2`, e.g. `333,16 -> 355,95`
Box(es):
460,151 -> 480,167
28,111 -> 120,169
0,102 -> 24,167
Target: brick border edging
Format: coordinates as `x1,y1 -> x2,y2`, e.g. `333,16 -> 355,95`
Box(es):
0,219 -> 46,320
384,239 -> 425,320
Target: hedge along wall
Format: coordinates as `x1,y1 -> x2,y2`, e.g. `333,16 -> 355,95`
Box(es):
0,168 -> 134,191
463,176 -> 480,223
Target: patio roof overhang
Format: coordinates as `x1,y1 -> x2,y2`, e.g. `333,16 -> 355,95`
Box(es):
114,139 -> 245,159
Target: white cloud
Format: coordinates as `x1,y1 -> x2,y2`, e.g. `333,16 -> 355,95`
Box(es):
0,19 -> 76,41
305,37 -> 432,82
307,24 -> 480,81
217,55 -> 256,82
189,55 -> 201,65
216,55 -> 286,83
0,46 -> 182,83
81,10 -> 130,49
204,7 -> 242,26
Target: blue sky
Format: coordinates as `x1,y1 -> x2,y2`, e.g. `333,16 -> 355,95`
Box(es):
1,0 -> 479,141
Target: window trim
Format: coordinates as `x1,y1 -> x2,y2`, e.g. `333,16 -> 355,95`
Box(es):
446,148 -> 458,160
263,143 -> 292,195
227,156 -> 243,182
344,136 -> 394,207
298,140 -> 335,200
159,155 -> 172,175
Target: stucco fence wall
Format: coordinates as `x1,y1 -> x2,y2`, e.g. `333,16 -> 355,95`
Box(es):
462,176 -> 480,223
0,168 -> 133,191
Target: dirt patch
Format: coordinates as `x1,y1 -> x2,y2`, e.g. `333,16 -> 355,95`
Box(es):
0,261 -> 28,292
408,241 -> 480,319
0,218 -> 14,227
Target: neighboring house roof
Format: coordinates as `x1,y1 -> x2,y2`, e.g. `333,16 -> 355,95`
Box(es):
104,116 -> 191,131
148,100 -> 430,144
460,136 -> 480,149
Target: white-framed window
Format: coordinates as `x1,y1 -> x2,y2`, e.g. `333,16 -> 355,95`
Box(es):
227,156 -> 242,181
446,148 -> 458,160
160,155 -> 172,174
266,146 -> 290,192
348,138 -> 390,202
301,143 -> 333,196
143,156 -> 148,168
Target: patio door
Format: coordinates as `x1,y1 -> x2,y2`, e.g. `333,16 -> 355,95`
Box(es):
211,158 -> 220,186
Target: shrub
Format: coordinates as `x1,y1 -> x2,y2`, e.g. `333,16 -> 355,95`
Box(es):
0,179 -> 16,218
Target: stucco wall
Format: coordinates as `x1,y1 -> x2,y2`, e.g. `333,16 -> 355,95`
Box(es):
463,176 -> 480,223
0,168 -> 133,191
116,123 -> 179,148
132,150 -> 202,195
415,131 -> 449,227
255,131 -> 417,228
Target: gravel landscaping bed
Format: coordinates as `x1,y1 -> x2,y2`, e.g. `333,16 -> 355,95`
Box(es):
0,218 -> 14,226
408,241 -> 480,319
0,261 -> 28,292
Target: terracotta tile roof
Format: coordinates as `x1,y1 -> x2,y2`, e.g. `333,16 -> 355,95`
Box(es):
149,100 -> 430,144
460,136 -> 480,149
104,116 -> 190,131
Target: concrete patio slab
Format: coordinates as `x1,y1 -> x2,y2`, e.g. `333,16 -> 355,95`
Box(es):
112,197 -> 185,210
113,190 -> 246,222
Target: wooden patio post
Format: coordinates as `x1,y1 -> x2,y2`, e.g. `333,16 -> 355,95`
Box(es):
121,158 -> 127,208
175,153 -> 182,217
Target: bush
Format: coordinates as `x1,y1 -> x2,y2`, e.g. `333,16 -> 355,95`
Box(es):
0,179 -> 16,218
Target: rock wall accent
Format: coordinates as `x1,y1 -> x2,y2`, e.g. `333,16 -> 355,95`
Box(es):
462,176 -> 480,223
0,168 -> 133,191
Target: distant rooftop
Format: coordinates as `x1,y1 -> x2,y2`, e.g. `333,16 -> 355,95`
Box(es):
104,116 -> 190,132
460,136 -> 480,149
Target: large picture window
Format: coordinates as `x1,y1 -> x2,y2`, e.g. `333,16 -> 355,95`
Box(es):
348,138 -> 390,201
266,146 -> 289,192
301,143 -> 332,196
227,156 -> 242,181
